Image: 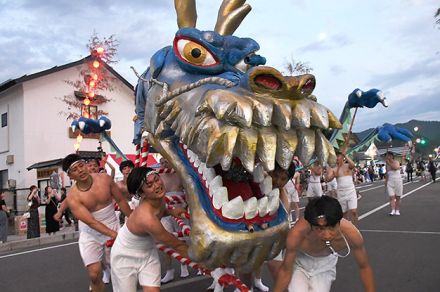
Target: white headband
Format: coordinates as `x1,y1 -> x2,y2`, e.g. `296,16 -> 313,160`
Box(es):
67,159 -> 86,174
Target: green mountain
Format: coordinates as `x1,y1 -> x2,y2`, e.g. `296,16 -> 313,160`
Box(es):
355,120 -> 440,157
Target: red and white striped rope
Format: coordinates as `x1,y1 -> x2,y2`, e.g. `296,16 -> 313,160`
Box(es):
157,243 -> 207,273
155,244 -> 249,291
157,168 -> 176,173
174,217 -> 191,236
164,195 -> 186,205
170,231 -> 189,238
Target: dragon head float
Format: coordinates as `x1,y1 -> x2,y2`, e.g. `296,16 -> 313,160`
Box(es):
134,0 -> 341,272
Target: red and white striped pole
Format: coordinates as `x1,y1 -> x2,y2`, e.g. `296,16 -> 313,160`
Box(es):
140,139 -> 149,167
134,143 -> 141,167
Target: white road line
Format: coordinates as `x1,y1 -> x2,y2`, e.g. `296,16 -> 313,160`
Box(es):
0,242 -> 78,259
358,180 -> 413,193
360,229 -> 440,235
359,180 -> 435,220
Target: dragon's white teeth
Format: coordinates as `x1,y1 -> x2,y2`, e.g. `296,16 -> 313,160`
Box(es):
355,89 -> 362,97
99,119 -> 105,127
187,149 -> 195,163
194,157 -> 201,168
209,175 -> 223,192
198,162 -> 206,175
212,186 -> 228,209
258,196 -> 269,217
222,196 -> 244,219
71,125 -> 76,132
78,121 -> 85,130
243,197 -> 258,219
268,192 -> 280,215
253,163 -> 265,183
203,167 -> 216,183
267,188 -> 280,198
260,176 -> 273,195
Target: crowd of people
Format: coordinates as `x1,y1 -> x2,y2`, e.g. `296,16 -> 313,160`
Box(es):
1,149 -> 437,291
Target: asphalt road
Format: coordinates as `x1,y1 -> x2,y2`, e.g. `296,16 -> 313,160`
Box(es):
0,176 -> 439,292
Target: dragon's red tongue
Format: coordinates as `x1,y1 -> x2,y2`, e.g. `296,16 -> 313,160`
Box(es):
223,179 -> 263,201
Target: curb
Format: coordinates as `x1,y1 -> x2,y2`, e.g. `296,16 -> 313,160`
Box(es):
0,232 -> 79,253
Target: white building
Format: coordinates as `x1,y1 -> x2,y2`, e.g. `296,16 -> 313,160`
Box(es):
0,56 -> 136,212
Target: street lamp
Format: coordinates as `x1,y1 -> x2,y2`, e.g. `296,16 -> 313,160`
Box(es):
414,126 -> 419,132
416,138 -> 421,143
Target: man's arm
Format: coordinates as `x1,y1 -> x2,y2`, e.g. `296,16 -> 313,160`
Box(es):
54,199 -> 68,221
68,196 -> 117,239
166,207 -> 187,219
145,212 -> 188,258
274,219 -> 308,292
325,167 -> 335,182
109,177 -> 132,217
279,187 -> 290,213
345,222 -> 376,292
102,155 -> 116,179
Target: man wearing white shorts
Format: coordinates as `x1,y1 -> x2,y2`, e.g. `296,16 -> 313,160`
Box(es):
325,150 -> 358,226
62,154 -> 132,292
385,152 -> 403,216
306,161 -> 324,200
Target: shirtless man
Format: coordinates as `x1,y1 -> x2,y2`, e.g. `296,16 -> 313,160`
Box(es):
111,167 -> 189,292
62,154 -> 132,292
116,160 -> 135,202
274,196 -> 375,292
385,152 -> 403,216
306,161 -> 324,200
325,150 -> 358,226
158,157 -> 189,283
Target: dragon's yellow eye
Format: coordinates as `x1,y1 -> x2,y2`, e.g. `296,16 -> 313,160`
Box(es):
175,38 -> 218,66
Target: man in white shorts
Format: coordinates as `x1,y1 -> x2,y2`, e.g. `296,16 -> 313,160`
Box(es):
158,157 -> 189,283
285,171 -> 301,222
111,167 -> 189,292
385,152 -> 403,216
325,150 -> 358,226
306,161 -> 324,200
62,154 -> 132,292
274,196 -> 375,292
324,163 -> 338,198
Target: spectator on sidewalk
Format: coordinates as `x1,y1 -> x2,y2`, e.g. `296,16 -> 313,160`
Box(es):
405,159 -> 414,182
59,187 -> 72,226
27,185 -> 41,239
44,186 -> 60,235
0,191 -> 11,243
427,157 -> 437,183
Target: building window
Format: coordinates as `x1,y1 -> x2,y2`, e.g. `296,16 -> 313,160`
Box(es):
81,105 -> 98,120
1,113 -> 7,127
0,169 -> 8,189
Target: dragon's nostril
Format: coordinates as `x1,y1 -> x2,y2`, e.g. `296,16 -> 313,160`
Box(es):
254,74 -> 282,90
301,78 -> 316,95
